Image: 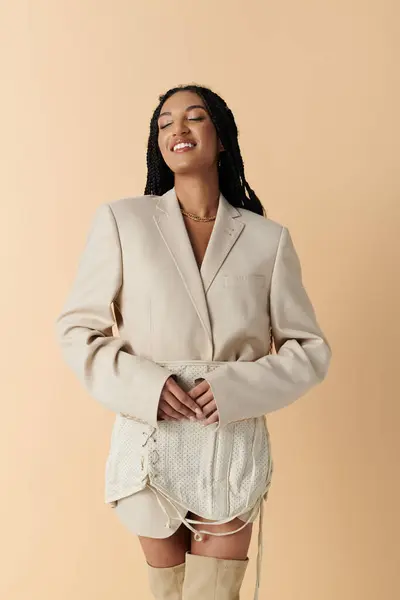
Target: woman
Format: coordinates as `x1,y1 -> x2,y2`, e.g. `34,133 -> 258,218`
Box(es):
55,83 -> 332,600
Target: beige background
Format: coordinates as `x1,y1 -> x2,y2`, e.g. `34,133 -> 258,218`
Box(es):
1,1 -> 399,599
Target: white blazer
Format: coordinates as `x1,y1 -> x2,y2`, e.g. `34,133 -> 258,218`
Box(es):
55,185 -> 332,507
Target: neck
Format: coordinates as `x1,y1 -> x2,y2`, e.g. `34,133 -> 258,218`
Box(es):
174,173 -> 220,218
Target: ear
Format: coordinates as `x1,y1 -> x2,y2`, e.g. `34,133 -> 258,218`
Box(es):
218,139 -> 225,152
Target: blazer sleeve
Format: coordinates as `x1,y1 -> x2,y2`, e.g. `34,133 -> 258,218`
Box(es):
54,202 -> 172,429
204,225 -> 332,430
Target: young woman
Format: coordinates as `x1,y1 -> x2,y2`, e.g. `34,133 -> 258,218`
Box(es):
55,83 -> 332,600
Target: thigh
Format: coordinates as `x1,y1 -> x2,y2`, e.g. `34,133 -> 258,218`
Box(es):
188,512 -> 253,560
115,487 -> 191,568
138,523 -> 191,568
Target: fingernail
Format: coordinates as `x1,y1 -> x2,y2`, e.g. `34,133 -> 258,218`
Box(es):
189,416 -> 196,421
195,408 -> 203,415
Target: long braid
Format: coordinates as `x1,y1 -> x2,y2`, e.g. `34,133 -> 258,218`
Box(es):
144,84 -> 267,218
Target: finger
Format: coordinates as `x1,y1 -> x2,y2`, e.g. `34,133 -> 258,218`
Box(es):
192,389 -> 214,410
172,385 -> 205,417
162,390 -> 196,418
158,409 -> 170,421
187,379 -> 209,400
158,408 -> 179,421
159,398 -> 188,420
165,380 -> 204,417
201,410 -> 220,426
200,399 -> 217,418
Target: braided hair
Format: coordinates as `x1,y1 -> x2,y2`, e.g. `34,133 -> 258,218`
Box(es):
144,83 -> 267,218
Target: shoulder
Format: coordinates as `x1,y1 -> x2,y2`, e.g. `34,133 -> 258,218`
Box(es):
92,195 -> 160,232
107,194 -> 159,218
238,206 -> 286,245
86,196 -> 157,237
238,206 -> 284,233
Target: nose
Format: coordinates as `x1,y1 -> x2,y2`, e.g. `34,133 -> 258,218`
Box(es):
171,117 -> 190,136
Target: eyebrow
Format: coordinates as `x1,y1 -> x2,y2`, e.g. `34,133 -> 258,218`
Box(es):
158,105 -> 208,119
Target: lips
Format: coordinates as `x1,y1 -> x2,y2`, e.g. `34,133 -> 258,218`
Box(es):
172,144 -> 196,153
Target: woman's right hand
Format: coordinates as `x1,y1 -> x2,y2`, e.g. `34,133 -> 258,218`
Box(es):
157,376 -> 205,421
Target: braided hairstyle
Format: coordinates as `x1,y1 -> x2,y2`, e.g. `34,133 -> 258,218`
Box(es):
144,83 -> 266,217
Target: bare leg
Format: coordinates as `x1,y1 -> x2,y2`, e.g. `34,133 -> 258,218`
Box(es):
115,488 -> 191,568
138,522 -> 191,568
181,512 -> 252,599
188,512 -> 253,559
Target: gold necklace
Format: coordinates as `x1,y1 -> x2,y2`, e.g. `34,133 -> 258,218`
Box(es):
180,208 -> 217,222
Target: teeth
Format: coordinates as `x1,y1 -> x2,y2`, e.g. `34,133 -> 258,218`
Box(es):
173,142 -> 195,151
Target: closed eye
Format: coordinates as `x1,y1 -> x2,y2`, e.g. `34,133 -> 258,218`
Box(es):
159,116 -> 205,130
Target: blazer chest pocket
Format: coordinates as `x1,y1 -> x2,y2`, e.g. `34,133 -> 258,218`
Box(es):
222,274 -> 266,289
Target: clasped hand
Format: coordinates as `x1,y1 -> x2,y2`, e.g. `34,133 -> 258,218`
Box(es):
157,376 -> 219,426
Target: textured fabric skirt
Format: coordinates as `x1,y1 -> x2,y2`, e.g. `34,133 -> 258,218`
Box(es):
113,483 -> 259,539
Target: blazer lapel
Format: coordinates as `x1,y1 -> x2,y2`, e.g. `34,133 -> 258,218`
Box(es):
153,186 -> 245,346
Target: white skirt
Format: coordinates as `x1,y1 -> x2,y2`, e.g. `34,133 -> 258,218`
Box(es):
113,483 -> 259,539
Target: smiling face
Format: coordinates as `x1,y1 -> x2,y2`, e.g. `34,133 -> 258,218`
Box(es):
157,90 -> 224,175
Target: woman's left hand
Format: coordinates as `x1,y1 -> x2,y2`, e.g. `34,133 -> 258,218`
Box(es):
187,379 -> 219,426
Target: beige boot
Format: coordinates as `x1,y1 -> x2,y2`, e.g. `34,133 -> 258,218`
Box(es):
147,561 -> 186,599
182,552 -> 249,600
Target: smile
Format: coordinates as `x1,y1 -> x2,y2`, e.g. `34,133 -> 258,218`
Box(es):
172,142 -> 196,153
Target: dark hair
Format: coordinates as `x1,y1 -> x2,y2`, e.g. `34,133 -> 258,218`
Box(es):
144,83 -> 266,217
